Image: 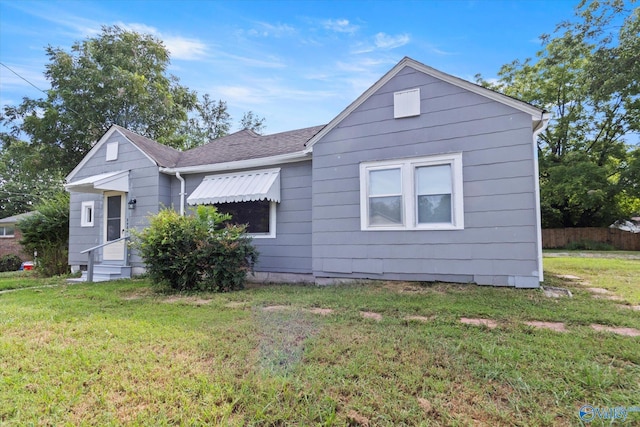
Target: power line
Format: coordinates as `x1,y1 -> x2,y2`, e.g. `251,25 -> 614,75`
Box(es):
0,62 -> 49,95
0,61 -> 102,130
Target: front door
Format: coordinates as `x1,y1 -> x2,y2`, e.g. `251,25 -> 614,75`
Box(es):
103,191 -> 126,260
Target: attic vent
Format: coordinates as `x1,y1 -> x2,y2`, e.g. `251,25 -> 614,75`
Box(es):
106,142 -> 118,161
394,88 -> 420,118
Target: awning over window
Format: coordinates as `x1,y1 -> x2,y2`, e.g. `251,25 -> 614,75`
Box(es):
187,168 -> 281,205
65,170 -> 129,193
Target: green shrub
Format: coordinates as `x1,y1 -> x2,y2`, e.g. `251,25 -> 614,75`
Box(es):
135,206 -> 258,292
564,240 -> 615,251
17,192 -> 70,277
0,254 -> 22,272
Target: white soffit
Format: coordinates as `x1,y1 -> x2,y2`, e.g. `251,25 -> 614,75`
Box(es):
187,168 -> 281,205
65,170 -> 129,193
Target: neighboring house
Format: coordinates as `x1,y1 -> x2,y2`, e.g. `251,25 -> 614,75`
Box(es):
65,57 -> 550,287
0,212 -> 35,261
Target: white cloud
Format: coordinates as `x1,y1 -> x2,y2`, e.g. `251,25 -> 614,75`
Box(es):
322,19 -> 359,34
245,22 -> 296,38
374,32 -> 410,50
116,22 -> 209,61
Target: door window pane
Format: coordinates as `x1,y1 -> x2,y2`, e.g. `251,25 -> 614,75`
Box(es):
106,195 -> 121,241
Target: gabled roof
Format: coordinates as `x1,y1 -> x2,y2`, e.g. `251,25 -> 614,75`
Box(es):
305,56 -> 548,151
176,125 -> 325,168
113,125 -> 181,168
0,211 -> 36,223
66,125 -> 182,181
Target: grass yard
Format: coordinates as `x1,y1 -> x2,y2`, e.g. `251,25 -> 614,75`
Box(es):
1,257 -> 639,426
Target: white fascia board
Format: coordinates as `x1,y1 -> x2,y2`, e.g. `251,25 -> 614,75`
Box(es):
160,151 -> 310,175
66,126 -> 158,181
305,57 -> 546,152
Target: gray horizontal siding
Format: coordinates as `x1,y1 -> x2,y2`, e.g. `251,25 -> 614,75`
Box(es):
67,131 -> 162,268
181,161 -> 313,274
311,66 -> 540,286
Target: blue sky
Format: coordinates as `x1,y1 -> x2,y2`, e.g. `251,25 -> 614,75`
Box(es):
0,0 -> 580,135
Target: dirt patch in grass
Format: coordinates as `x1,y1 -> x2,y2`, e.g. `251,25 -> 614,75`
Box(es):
593,294 -> 626,301
346,410 -> 370,426
404,315 -> 434,323
525,321 -> 568,332
460,317 -> 498,328
360,311 -> 382,321
584,287 -> 611,294
590,324 -> 640,337
616,305 -> 640,311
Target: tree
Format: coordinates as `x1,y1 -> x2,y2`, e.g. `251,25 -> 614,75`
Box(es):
476,0 -> 639,227
18,192 -> 70,276
0,139 -> 64,218
240,111 -> 266,134
176,94 -> 232,149
1,25 -> 197,172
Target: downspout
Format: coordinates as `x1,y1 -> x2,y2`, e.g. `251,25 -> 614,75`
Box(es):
532,112 -> 551,283
176,172 -> 186,216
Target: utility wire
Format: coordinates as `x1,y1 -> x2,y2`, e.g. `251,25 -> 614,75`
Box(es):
0,61 -> 102,129
0,62 -> 48,95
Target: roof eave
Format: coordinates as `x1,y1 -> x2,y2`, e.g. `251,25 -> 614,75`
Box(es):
305,57 -> 546,151
160,150 -> 311,175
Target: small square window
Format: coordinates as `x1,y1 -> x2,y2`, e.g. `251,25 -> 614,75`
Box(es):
81,201 -> 95,227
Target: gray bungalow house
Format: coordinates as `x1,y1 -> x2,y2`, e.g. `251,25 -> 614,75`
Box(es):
65,57 -> 550,287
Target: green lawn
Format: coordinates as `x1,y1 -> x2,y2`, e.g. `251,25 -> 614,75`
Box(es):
1,260 -> 639,426
544,252 -> 640,304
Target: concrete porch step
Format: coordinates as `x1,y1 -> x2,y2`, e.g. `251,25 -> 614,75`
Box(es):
79,264 -> 132,282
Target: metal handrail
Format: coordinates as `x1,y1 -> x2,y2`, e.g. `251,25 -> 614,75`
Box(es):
81,235 -> 131,282
80,235 -> 130,254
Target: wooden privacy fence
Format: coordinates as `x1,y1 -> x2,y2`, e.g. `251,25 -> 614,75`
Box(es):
542,228 -> 640,251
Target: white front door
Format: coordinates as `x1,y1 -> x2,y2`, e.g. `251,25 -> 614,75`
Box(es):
103,191 -> 126,261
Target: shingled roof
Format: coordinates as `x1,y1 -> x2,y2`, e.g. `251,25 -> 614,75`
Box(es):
113,125 -> 182,168
176,125 -> 325,168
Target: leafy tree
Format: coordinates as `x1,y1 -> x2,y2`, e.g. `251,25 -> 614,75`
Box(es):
476,0 -> 639,227
240,110 -> 266,134
1,25 -> 197,171
177,94 -> 232,149
18,192 -> 70,276
0,139 -> 64,218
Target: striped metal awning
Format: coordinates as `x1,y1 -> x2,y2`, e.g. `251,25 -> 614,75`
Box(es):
187,168 -> 280,205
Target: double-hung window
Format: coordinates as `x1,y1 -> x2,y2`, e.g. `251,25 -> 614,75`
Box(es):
360,153 -> 464,230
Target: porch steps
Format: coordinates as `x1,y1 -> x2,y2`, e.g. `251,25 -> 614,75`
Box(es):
78,264 -> 132,282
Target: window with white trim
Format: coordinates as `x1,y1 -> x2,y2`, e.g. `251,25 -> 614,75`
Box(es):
0,225 -> 15,238
360,153 -> 464,230
81,201 -> 95,227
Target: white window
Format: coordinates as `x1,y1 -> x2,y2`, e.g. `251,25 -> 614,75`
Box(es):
360,153 -> 464,230
81,201 -> 95,227
0,225 -> 15,238
106,142 -> 118,161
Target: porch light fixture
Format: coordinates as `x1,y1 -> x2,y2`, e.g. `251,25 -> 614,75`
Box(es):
128,198 -> 137,209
